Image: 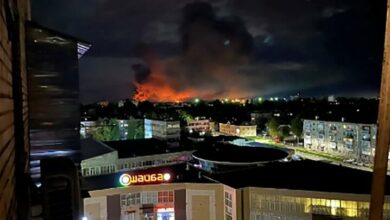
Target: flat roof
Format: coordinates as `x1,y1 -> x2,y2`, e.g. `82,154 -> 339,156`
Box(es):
82,160 -> 390,195
207,160 -> 390,195
80,139 -> 115,160
192,144 -> 288,164
104,139 -> 194,159
26,21 -> 92,58
81,164 -> 208,192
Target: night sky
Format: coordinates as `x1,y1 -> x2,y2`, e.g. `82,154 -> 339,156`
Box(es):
32,0 -> 387,103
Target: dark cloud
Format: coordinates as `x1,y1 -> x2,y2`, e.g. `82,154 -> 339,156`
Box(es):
32,0 -> 387,103
132,64 -> 151,84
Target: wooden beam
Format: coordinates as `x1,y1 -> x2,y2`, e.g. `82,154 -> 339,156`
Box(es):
369,1 -> 390,219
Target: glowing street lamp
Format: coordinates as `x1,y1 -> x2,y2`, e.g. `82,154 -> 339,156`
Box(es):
194,98 -> 200,103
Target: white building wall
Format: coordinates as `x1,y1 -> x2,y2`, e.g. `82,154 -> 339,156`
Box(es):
144,119 -> 180,140
81,151 -> 118,176
303,119 -> 377,163
117,151 -> 194,171
187,119 -> 210,133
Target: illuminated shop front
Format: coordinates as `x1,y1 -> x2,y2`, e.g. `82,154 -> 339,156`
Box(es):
84,183 -> 232,220
120,191 -> 175,220
156,208 -> 175,220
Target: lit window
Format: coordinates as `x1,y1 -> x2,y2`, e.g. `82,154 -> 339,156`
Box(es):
158,191 -> 174,203
121,192 -> 141,206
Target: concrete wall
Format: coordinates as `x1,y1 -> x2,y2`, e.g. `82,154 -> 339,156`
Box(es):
85,183 -> 228,220
245,187 -> 390,220
81,151 -> 118,176
187,119 -> 210,133
85,183 -> 390,220
219,123 -> 257,137
303,120 -> 377,163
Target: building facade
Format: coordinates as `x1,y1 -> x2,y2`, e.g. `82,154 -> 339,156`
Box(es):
26,22 -> 91,180
186,118 -> 210,134
303,120 -> 378,163
80,140 -> 193,177
81,150 -> 193,177
80,120 -> 98,138
219,123 -> 257,137
144,119 -> 181,141
0,1 -> 30,219
250,112 -> 272,123
245,187 -> 390,220
84,183 -> 236,220
84,183 -> 390,220
81,118 -> 145,141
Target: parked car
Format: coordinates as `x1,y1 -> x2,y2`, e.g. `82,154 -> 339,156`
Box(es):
343,158 -> 355,163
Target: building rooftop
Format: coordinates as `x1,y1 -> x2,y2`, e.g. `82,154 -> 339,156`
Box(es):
192,144 -> 288,164
80,139 -> 115,160
26,21 -> 92,58
82,160 -> 390,196
104,139 -> 194,159
207,160 -> 390,195
81,164 -> 207,192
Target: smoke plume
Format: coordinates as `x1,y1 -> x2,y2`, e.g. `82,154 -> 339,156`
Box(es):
133,1 -> 254,102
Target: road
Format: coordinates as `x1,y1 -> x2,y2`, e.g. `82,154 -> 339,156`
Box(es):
249,137 -> 390,174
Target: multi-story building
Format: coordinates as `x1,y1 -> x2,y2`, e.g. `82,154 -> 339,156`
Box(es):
250,112 -> 272,123
144,119 -> 180,141
85,184 -> 390,220
0,1 -> 31,219
83,162 -> 390,220
186,117 -> 210,134
117,119 -> 129,140
219,123 -> 257,137
80,139 -> 193,177
328,95 -> 336,103
80,120 -> 98,138
81,118 -> 145,141
26,22 -> 91,180
84,182 -> 235,220
303,119 -> 378,163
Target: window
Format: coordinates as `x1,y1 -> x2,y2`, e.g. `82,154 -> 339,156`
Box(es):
142,191 -> 158,204
225,192 -> 233,219
158,191 -> 174,203
121,192 -> 141,206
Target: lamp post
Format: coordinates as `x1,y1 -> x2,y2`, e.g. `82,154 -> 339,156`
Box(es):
369,0 -> 390,218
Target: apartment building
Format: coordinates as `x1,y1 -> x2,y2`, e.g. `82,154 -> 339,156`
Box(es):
219,123 -> 257,137
144,119 -> 181,141
186,118 -> 210,134
303,119 -> 378,163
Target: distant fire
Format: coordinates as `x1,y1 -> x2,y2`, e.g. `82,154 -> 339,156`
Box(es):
132,61 -> 253,102
133,75 -> 197,102
131,1 -> 257,103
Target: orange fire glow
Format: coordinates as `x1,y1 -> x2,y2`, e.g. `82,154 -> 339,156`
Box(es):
133,70 -> 197,102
